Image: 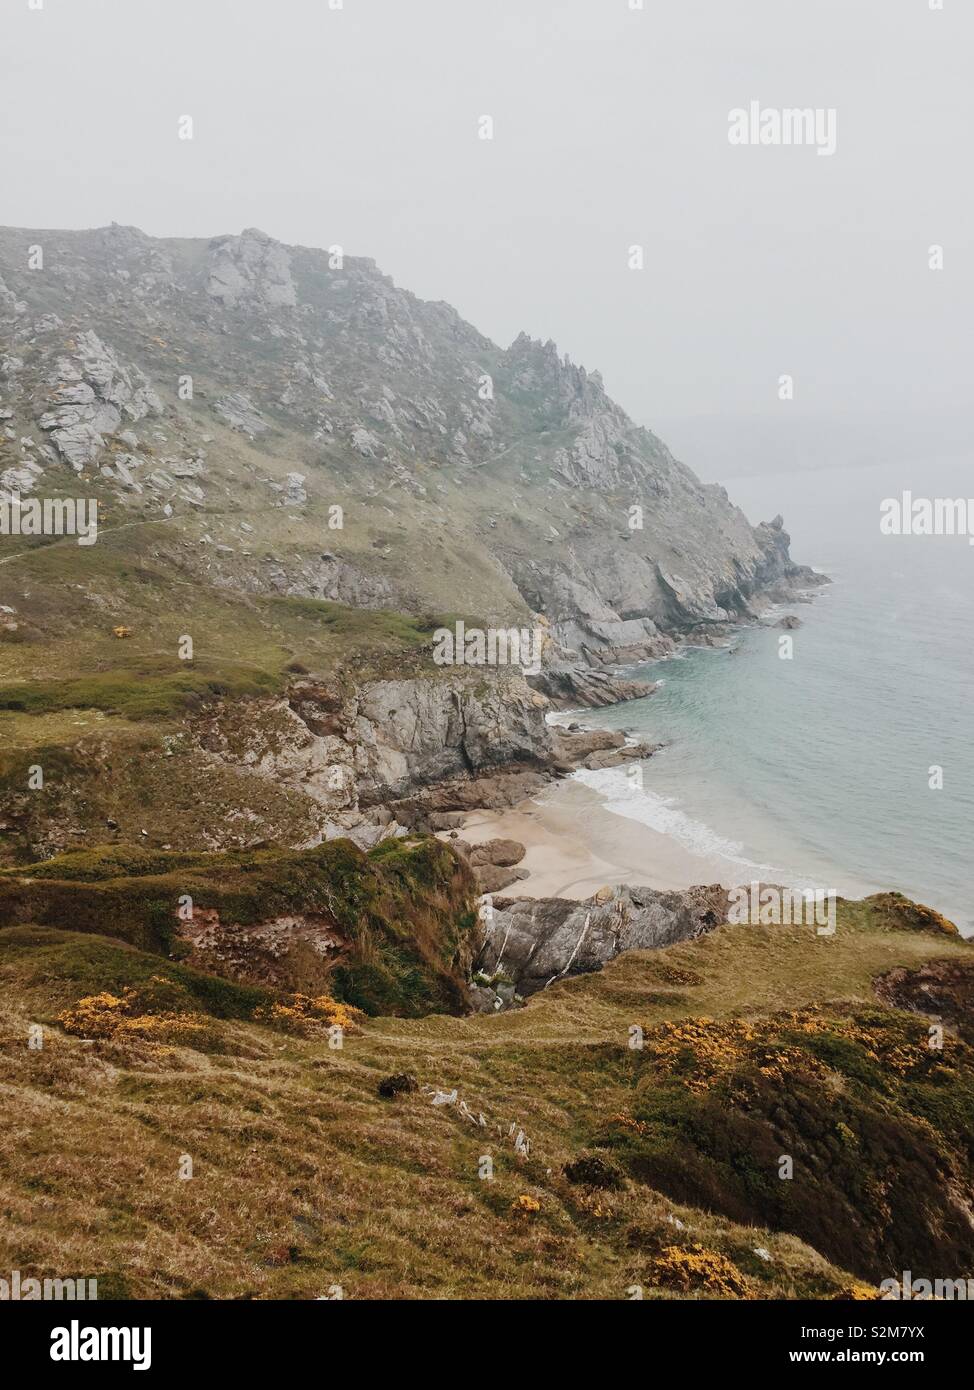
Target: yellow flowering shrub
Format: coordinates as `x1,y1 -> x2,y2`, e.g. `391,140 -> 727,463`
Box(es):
634,1006 -> 956,1094
648,1243 -> 750,1298
835,1281 -> 882,1301
511,1194 -> 541,1214
641,1018 -> 762,1093
255,993 -> 365,1037
58,982 -> 213,1048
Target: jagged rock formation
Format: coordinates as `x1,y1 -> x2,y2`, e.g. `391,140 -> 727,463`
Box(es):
199,670 -> 556,829
206,228 -> 298,310
0,222 -> 824,869
36,330 -> 163,472
476,883 -> 730,1000
0,223 -> 821,661
0,666 -> 553,863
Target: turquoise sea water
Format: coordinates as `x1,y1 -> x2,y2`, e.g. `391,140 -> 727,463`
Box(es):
570,457 -> 974,934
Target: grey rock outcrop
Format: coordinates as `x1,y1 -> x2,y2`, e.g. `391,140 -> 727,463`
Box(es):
283,471 -> 307,506
451,836 -> 528,893
350,674 -> 551,804
529,665 -> 658,709
245,551 -> 396,608
213,391 -> 266,437
206,228 -> 297,309
37,331 -> 162,470
189,670 -> 557,848
477,883 -> 729,998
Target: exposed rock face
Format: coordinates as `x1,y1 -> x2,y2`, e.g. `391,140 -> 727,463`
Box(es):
196,694 -> 361,817
386,769 -> 551,830
283,471 -> 307,505
752,514 -> 823,593
450,836 -> 528,893
206,228 -> 297,310
550,726 -> 658,772
37,330 -> 162,470
0,222 -> 821,668
476,883 -> 730,999
529,666 -> 659,709
349,675 -> 552,804
0,465 -> 38,496
185,671 -> 557,848
226,551 -> 398,608
0,664 -> 565,864
213,391 -> 266,437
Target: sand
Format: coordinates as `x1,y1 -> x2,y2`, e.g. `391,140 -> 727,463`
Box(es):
449,777 -> 736,899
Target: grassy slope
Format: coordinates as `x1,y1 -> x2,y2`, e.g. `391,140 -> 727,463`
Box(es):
0,515 -> 460,704
0,838 -> 479,1016
0,896 -> 969,1300
0,515 -> 478,863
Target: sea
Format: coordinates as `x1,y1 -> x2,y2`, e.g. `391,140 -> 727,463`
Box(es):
564,455 -> 974,934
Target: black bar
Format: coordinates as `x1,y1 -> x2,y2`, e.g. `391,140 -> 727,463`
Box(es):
2,1297 -> 963,1375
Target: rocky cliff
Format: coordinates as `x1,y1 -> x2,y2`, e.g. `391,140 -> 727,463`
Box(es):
0,224 -> 819,661
0,223 -> 821,866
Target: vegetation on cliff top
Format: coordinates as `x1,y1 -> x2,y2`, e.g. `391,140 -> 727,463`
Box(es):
0,836 -> 479,1017
0,893 -> 971,1299
595,1001 -> 974,1284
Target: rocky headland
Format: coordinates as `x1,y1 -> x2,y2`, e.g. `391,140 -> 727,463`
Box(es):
2,227 -> 972,1303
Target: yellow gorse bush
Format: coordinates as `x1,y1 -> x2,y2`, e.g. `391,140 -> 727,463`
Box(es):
511,1194 -> 541,1214
641,1018 -> 763,1092
57,982 -> 212,1047
255,993 -> 365,1036
635,1006 -> 960,1093
648,1243 -> 751,1298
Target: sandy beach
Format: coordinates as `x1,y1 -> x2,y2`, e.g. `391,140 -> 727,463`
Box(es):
450,777 -> 739,899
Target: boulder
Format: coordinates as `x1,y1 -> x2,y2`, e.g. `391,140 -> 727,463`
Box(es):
467,838 -> 526,869
477,883 -> 729,997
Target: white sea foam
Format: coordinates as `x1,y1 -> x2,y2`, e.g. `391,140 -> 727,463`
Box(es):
544,709 -> 580,730
570,766 -> 784,880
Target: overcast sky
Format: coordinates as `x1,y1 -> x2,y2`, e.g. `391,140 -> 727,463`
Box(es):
3,0 -> 971,478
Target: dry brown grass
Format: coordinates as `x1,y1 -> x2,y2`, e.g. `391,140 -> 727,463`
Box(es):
0,899 -> 969,1300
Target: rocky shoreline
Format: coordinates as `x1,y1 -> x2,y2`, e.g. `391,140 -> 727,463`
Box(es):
0,220 -> 836,1012
0,574 -> 829,1012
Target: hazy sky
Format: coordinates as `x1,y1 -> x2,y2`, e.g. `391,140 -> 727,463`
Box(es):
3,0 -> 971,478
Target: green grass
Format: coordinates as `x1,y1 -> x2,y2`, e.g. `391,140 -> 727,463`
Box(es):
0,925 -> 270,1021
267,596 -> 460,645
0,663 -> 281,720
